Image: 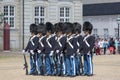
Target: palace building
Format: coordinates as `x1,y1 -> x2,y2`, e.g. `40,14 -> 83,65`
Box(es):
83,0 -> 120,39
0,0 -> 82,50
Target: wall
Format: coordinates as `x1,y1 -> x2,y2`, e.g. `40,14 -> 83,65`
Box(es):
83,0 -> 120,4
83,15 -> 120,38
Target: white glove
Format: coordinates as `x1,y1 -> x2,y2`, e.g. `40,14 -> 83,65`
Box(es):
78,52 -> 81,55
38,50 -> 41,54
50,51 -> 54,56
22,50 -> 26,54
30,50 -> 34,55
56,50 -> 59,54
43,54 -> 45,57
60,53 -> 63,57
77,49 -> 79,53
71,55 -> 74,58
87,51 -> 90,55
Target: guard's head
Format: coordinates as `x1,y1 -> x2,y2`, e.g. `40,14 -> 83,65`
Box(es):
54,22 -> 64,36
73,22 -> 81,34
37,23 -> 46,36
45,22 -> 54,35
64,22 -> 74,35
30,23 -> 38,35
83,21 -> 93,34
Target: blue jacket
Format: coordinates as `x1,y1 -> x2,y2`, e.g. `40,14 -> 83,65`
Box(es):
44,35 -> 56,54
74,34 -> 83,52
82,35 -> 95,54
66,35 -> 77,56
24,35 -> 39,53
54,35 -> 67,53
38,36 -> 46,52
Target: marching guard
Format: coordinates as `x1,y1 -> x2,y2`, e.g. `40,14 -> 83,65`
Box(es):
44,22 -> 56,76
73,22 -> 83,75
64,22 -> 76,77
22,21 -> 95,77
37,23 -> 46,75
54,22 -> 66,76
82,21 -> 95,76
23,24 -> 39,75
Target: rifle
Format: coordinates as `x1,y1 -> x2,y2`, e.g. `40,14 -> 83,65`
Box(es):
78,53 -> 84,75
23,54 -> 28,75
40,54 -> 46,75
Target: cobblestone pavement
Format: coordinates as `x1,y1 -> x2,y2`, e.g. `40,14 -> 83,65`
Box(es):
0,51 -> 120,80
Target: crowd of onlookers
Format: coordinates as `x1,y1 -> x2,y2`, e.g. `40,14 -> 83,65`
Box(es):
94,38 -> 120,55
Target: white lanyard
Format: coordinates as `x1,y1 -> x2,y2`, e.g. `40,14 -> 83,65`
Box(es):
30,35 -> 36,46
39,36 -> 45,47
67,35 -> 74,49
46,35 -> 52,48
57,35 -> 63,47
83,35 -> 90,47
75,34 -> 80,47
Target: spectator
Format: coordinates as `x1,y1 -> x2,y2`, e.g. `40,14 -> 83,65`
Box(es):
95,39 -> 100,55
115,38 -> 119,53
103,39 -> 108,55
109,38 -> 115,54
98,38 -> 104,55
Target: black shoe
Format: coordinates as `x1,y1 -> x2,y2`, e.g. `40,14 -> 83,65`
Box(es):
44,74 -> 50,76
70,75 -> 76,77
87,74 -> 93,77
82,74 -> 87,76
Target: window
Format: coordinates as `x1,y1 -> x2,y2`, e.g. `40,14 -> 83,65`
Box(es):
34,6 -> 45,24
4,5 -> 15,28
93,28 -> 98,37
115,28 -> 118,38
104,28 -> 109,38
60,7 -> 70,22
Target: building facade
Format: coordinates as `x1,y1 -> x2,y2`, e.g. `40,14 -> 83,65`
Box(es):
0,0 -> 82,50
83,0 -> 120,39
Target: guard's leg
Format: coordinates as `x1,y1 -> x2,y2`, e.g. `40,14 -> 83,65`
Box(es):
65,55 -> 71,76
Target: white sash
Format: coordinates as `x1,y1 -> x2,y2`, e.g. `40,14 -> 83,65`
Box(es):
75,34 -> 80,47
83,35 -> 90,47
46,35 -> 52,48
57,35 -> 63,47
67,35 -> 74,49
30,35 -> 36,46
39,36 -> 45,47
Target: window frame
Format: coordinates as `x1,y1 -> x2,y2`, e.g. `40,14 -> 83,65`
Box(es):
104,28 -> 109,38
3,5 -> 15,29
34,6 -> 45,24
59,7 -> 70,22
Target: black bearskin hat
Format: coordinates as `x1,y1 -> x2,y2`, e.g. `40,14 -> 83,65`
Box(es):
30,23 -> 38,35
45,22 -> 54,34
37,23 -> 46,35
54,22 -> 64,33
64,22 -> 74,34
73,22 -> 81,34
83,21 -> 93,34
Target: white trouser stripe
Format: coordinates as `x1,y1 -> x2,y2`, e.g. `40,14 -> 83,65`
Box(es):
63,62 -> 65,74
89,55 -> 92,74
73,58 -> 76,75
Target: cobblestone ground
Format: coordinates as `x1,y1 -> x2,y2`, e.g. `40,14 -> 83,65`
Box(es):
0,51 -> 120,80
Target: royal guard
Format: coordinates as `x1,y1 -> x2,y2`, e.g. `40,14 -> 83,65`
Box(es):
64,22 -> 76,77
54,22 -> 67,76
73,22 -> 83,75
82,21 -> 95,76
23,24 -> 39,75
44,22 -> 56,76
37,23 -> 46,75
